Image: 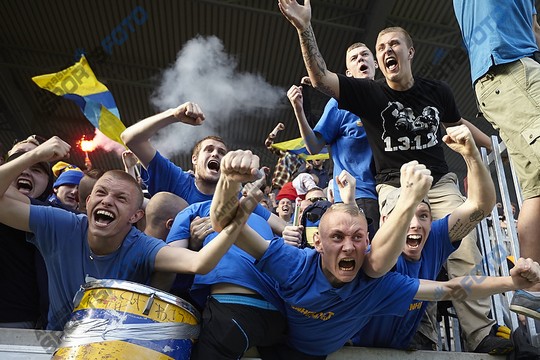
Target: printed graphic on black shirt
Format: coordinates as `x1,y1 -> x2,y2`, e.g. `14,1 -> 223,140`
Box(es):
381,101 -> 439,152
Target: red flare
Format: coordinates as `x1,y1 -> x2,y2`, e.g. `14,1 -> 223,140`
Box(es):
79,135 -> 96,153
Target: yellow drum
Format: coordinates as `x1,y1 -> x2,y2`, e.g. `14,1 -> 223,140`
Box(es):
53,279 -> 200,360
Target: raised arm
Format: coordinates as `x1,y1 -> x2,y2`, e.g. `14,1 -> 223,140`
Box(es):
207,149 -> 271,259
415,257 -> 540,301
120,102 -> 205,167
121,150 -> 139,179
443,125 -> 496,242
364,161 -> 433,278
287,84 -> 326,154
0,137 -> 71,232
210,150 -> 262,231
335,170 -> 356,205
264,123 -> 285,156
446,118 -> 492,152
278,0 -> 340,98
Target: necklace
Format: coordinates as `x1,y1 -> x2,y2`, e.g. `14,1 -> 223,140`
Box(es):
88,239 -> 122,260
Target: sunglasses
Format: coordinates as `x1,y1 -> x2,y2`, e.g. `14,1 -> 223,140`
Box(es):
305,212 -> 322,223
307,196 -> 327,203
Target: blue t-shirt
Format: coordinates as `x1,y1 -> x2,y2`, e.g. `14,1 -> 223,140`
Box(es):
314,98 -> 377,202
256,239 -> 420,356
351,216 -> 457,349
454,0 -> 538,83
141,151 -> 213,204
28,205 -> 167,330
166,201 -> 284,313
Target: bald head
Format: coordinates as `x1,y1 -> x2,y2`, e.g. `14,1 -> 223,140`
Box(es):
319,203 -> 367,228
144,192 -> 188,239
314,203 -> 369,287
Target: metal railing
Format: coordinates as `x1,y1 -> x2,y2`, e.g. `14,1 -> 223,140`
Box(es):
478,136 -> 538,346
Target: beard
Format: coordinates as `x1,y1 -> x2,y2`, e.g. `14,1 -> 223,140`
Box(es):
196,168 -> 220,184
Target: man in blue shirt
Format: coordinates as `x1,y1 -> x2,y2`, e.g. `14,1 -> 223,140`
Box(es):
0,136 -> 259,331
166,198 -> 287,360
278,0 -> 510,352
121,101 -> 285,240
121,102 -> 224,205
210,147 -> 540,358
287,43 -> 379,235
453,0 -> 540,320
350,125 -> 511,353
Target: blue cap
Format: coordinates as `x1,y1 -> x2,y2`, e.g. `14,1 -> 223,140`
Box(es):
53,170 -> 84,188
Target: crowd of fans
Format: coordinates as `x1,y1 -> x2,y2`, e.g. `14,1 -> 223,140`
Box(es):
1,1 -> 540,359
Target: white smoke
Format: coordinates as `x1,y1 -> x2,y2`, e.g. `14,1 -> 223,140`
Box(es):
150,35 -> 284,157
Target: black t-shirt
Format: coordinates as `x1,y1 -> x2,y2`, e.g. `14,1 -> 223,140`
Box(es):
0,198 -> 74,325
0,222 -> 43,323
338,75 -> 461,186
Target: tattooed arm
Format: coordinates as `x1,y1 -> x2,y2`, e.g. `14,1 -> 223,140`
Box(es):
415,258 -> 540,301
443,126 -> 496,242
278,0 -> 340,99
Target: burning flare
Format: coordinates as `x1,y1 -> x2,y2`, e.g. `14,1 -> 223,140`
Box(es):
79,135 -> 96,153
78,135 -> 95,170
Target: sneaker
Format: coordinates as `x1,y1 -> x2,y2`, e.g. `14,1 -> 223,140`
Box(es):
510,290 -> 540,320
474,333 -> 514,355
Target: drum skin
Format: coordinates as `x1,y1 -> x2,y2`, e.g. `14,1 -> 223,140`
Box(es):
53,280 -> 200,360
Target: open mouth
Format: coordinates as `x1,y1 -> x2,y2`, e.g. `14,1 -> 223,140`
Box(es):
339,258 -> 356,271
207,159 -> 220,172
359,64 -> 368,72
406,234 -> 422,249
94,209 -> 115,226
16,178 -> 33,193
385,57 -> 398,71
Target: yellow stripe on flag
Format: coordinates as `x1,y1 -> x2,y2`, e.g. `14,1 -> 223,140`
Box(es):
32,56 -> 108,97
272,137 -> 329,161
32,55 -> 126,146
98,106 -> 126,146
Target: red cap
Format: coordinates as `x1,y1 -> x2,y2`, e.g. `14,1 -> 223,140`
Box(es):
276,182 -> 298,201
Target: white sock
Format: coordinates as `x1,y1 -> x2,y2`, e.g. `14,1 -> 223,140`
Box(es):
524,291 -> 540,297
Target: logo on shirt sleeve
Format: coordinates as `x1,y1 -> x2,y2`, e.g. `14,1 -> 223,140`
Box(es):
408,301 -> 423,311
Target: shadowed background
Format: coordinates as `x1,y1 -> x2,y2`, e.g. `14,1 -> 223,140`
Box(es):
1,0 -> 529,196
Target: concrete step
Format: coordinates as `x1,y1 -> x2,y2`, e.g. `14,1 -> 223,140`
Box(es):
243,346 -> 505,360
0,328 -> 505,359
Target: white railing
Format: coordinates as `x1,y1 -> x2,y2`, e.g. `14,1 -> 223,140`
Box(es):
478,136 -> 538,346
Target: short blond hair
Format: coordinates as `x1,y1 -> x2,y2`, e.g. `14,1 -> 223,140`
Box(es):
191,136 -> 227,158
99,170 -> 144,209
346,42 -> 369,53
345,42 -> 373,66
378,27 -> 414,48
320,203 -> 366,223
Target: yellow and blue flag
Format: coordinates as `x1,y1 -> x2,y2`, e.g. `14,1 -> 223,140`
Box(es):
272,137 -> 329,160
32,55 -> 126,146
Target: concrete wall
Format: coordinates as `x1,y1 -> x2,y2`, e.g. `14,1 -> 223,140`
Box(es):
0,329 -> 505,360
